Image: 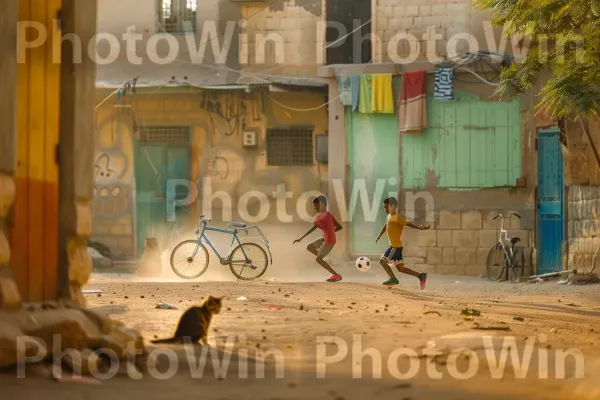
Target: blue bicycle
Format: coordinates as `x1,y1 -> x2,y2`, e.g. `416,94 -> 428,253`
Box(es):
169,214 -> 273,280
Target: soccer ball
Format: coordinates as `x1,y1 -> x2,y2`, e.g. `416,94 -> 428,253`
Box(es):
356,256 -> 371,272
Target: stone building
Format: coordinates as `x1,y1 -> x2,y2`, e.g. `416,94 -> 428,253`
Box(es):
320,0 -> 550,277
92,0 -> 329,259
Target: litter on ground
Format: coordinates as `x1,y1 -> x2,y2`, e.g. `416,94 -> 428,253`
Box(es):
156,303 -> 178,310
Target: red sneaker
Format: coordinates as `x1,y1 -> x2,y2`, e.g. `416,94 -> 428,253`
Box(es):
419,273 -> 427,290
326,274 -> 342,282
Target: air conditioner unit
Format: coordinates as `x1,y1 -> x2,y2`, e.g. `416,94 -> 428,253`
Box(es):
243,131 -> 258,148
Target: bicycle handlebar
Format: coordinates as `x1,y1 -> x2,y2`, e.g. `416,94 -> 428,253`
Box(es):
199,214 -> 212,223
493,213 -> 522,220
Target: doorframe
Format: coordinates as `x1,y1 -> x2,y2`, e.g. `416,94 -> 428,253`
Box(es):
535,125 -> 566,274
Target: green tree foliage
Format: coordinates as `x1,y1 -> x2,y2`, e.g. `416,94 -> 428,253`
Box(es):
477,0 -> 600,120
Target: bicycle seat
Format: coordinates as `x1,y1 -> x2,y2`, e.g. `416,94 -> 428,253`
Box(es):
229,222 -> 247,228
510,237 -> 521,244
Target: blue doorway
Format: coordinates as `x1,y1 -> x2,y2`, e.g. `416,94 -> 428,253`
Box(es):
537,127 -> 565,274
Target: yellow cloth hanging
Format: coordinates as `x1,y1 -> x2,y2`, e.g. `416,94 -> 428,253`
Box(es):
359,75 -> 374,114
372,74 -> 394,113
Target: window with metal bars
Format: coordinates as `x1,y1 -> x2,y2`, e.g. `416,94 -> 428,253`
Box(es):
157,0 -> 198,34
139,127 -> 191,142
266,127 -> 314,166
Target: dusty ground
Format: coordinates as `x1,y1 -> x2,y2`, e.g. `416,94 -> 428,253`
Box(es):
2,223 -> 600,399
2,266 -> 600,400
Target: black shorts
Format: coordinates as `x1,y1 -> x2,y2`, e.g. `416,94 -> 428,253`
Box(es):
382,247 -> 403,263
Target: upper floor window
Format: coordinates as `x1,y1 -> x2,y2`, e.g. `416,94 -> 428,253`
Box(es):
158,0 -> 198,34
325,0 -> 372,65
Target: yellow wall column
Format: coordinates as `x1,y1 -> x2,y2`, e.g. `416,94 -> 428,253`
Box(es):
14,0 -> 62,302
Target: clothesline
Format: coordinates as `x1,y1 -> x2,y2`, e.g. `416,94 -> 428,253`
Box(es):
337,70 -> 429,134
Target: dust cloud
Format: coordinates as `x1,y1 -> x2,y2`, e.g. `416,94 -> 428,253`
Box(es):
114,221 -> 368,284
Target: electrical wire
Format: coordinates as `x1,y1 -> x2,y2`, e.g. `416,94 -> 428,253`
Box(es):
267,52 -> 506,111
96,45 -> 328,100
324,19 -> 373,49
94,0 -> 282,110
98,5 -> 373,104
267,94 -> 334,112
266,59 -> 374,112
156,18 -> 288,85
455,66 -> 501,86
439,51 -> 504,87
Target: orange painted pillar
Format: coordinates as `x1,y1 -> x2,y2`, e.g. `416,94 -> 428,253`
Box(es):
13,0 -> 62,302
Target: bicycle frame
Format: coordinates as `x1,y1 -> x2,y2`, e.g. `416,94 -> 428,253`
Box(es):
498,224 -> 513,267
494,213 -> 521,279
190,221 -> 273,265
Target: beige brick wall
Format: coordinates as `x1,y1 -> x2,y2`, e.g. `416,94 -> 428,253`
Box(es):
402,210 -> 533,277
567,185 -> 600,272
374,0 -> 501,63
239,2 -> 322,78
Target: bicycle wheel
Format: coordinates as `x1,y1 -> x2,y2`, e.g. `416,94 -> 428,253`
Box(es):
228,243 -> 269,280
486,244 -> 507,281
170,240 -> 210,279
510,247 -> 525,281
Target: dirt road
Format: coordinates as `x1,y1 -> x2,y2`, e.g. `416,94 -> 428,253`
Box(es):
3,271 -> 600,400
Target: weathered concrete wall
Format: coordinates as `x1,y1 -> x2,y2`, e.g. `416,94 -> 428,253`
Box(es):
562,119 -> 600,186
567,185 -> 600,272
400,199 -> 534,277
92,106 -> 136,257
60,0 -> 100,306
238,1 -> 323,78
0,0 -> 21,309
93,88 -> 328,257
374,0 -> 509,62
96,0 -> 323,84
96,0 -> 228,84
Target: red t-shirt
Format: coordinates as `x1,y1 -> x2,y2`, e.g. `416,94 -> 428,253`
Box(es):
314,212 -> 336,245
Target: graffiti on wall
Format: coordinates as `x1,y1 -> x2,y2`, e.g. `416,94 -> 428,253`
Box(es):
205,152 -> 231,181
197,93 -> 325,207
93,114 -> 134,221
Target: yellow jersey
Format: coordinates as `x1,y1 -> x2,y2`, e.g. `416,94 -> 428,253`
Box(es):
386,213 -> 407,248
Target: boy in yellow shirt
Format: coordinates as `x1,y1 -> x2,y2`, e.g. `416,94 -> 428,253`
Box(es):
375,197 -> 430,289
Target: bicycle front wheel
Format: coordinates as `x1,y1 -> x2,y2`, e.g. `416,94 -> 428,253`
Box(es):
486,244 -> 507,281
228,243 -> 269,280
170,240 -> 210,279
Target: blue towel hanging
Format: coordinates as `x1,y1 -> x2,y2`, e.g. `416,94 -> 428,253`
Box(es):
434,68 -> 454,100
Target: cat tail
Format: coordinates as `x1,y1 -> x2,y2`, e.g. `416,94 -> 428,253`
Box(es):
150,337 -> 178,344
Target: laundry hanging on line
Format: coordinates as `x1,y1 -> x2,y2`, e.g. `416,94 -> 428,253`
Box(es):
350,76 -> 360,111
398,70 -> 428,133
371,74 -> 394,114
336,75 -> 361,111
337,74 -> 353,106
359,75 -> 375,114
434,67 -> 455,100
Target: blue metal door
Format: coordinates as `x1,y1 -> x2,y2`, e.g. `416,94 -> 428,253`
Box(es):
135,143 -> 190,256
537,127 -> 565,274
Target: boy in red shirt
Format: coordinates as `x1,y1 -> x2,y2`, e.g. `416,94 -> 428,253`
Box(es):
293,195 -> 343,282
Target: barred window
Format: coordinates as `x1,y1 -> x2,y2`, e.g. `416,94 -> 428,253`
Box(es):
266,127 -> 314,166
139,126 -> 190,142
157,0 -> 198,34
